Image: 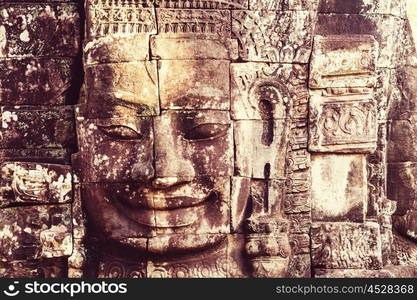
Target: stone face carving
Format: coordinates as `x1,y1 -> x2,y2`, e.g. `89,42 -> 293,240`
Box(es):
1,0 -> 417,280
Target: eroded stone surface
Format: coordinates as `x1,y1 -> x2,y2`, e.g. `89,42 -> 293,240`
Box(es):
315,14 -> 403,68
154,110 -> 233,177
232,10 -> 315,63
0,3 -> 80,58
317,0 -> 406,17
0,106 -> 75,150
0,162 -> 72,206
0,0 -> 411,279
86,2 -> 156,38
158,60 -> 230,110
230,62 -> 308,120
309,94 -> 377,153
0,58 -> 76,106
311,222 -> 383,269
0,204 -> 72,261
234,120 -> 288,179
85,62 -> 159,118
311,155 -> 366,222
309,35 -> 378,89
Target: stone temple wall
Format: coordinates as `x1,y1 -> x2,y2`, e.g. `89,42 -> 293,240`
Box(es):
0,0 -> 416,278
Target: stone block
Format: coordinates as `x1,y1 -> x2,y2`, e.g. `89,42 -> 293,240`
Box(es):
0,58 -> 76,106
158,60 -> 230,110
0,106 -> 75,150
309,35 -> 378,89
311,222 -> 383,269
0,162 -> 72,206
0,3 -> 80,58
311,154 -> 366,222
151,37 -> 238,60
154,110 -> 233,177
85,61 -> 159,118
234,120 -> 288,179
309,95 -> 377,153
0,204 -> 72,261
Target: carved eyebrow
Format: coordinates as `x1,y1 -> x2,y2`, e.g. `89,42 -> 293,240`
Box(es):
183,123 -> 230,142
97,125 -> 143,140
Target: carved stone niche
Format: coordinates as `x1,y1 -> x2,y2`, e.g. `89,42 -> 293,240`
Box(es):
0,3 -> 80,58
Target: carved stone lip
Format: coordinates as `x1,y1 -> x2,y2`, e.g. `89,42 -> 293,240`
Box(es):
120,182 -> 214,210
113,191 -> 218,228
122,193 -> 212,210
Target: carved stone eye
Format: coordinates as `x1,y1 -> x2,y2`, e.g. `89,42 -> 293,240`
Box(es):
97,125 -> 143,140
183,123 -> 230,142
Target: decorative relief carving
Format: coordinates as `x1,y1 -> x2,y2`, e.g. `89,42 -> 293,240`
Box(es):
0,3 -> 80,58
230,63 -> 308,120
86,1 -> 156,37
311,222 -> 383,269
232,10 -> 314,63
0,204 -> 73,261
157,9 -> 231,37
308,96 -> 377,153
0,162 -> 72,206
309,35 -> 378,89
157,0 -> 248,9
245,217 -> 291,278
